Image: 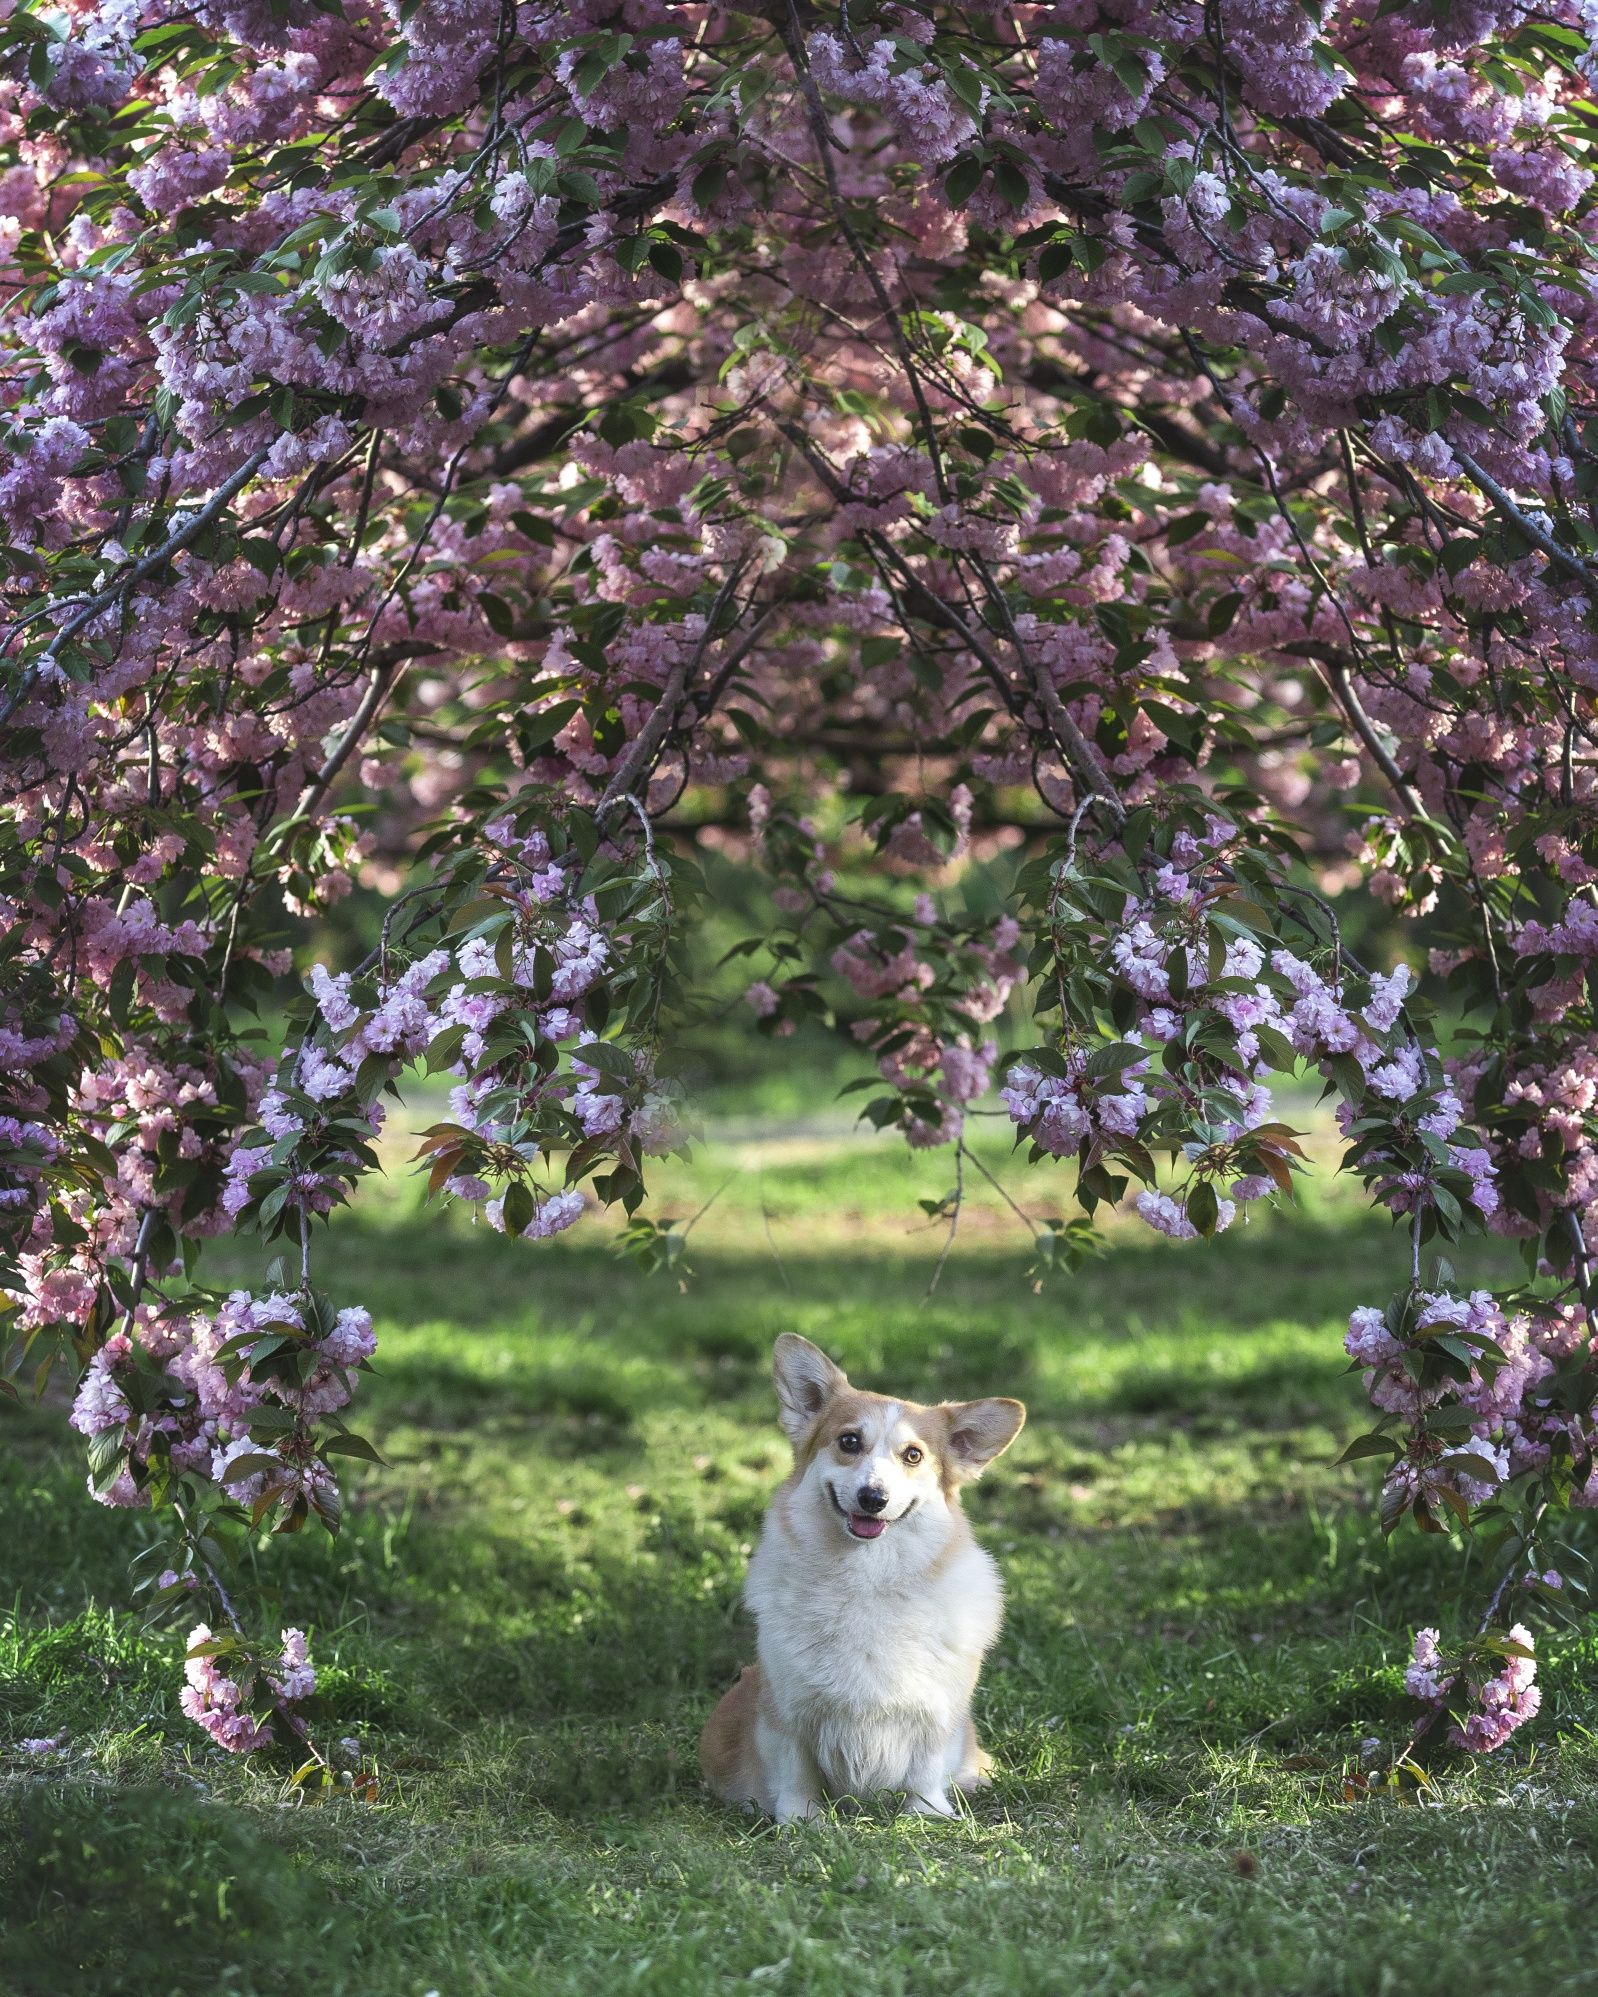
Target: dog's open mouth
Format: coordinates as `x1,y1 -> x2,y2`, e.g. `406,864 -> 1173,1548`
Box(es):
828,1485 -> 911,1540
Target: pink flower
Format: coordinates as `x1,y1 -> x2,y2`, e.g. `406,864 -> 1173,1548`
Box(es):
1363,967 -> 1412,1033
1136,1190 -> 1197,1239
320,1306 -> 377,1368
523,1190 -> 585,1238
180,1624 -> 274,1754
70,1334 -> 132,1437
1406,1627 -> 1446,1703
1449,1627 -> 1541,1754
1345,1306 -> 1402,1366
486,1188 -> 585,1239
938,1040 -> 993,1104
272,1628 -> 317,1703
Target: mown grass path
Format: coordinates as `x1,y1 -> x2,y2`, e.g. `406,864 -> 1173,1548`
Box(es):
5,1124 -> 1597,1994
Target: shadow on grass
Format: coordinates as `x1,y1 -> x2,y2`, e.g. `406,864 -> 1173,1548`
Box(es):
0,1782 -> 354,1997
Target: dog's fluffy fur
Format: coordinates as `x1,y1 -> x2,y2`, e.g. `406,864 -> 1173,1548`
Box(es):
699,1334 -> 1025,1821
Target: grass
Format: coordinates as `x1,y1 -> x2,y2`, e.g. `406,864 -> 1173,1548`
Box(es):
5,1104 -> 1598,1996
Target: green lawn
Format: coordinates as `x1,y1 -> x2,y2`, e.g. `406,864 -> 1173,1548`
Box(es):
5,1113 -> 1598,1996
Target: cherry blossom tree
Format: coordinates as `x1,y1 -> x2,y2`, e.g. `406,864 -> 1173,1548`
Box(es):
5,0 -> 1598,1777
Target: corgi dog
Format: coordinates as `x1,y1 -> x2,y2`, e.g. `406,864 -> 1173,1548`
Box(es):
700,1333 -> 1026,1822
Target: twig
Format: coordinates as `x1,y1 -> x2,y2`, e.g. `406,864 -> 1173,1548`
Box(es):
962,1143 -> 1044,1244
1565,1209 -> 1598,1339
924,1139 -> 966,1300
596,563 -> 754,811
1181,333 -> 1423,819
292,648 -> 415,828
1391,1499 -> 1548,1773
1323,654 -> 1425,821
119,1209 -> 159,1337
781,3 -> 951,506
1455,449 -> 1598,613
760,1185 -> 792,1292
94,1201 -> 325,1768
174,1498 -> 327,1770
680,1173 -> 734,1240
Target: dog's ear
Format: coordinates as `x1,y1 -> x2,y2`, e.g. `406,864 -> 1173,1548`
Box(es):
772,1334 -> 846,1442
941,1398 -> 1026,1479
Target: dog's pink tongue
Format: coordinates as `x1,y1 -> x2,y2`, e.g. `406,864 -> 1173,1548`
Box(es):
848,1515 -> 887,1539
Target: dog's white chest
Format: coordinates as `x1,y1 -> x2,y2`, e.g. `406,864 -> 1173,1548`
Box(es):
748,1532 -> 1002,1795
783,1589 -> 967,1702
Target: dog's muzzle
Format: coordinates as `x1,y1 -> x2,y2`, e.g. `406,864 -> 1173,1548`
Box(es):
828,1482 -> 913,1541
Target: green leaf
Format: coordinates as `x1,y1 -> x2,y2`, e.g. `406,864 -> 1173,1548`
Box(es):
1186,1181 -> 1219,1237
1084,1040 -> 1145,1079
478,591 -> 515,637
992,161 -> 1029,210
1335,1432 -> 1403,1464
944,155 -> 984,209
322,1431 -> 387,1464
501,1181 -> 535,1237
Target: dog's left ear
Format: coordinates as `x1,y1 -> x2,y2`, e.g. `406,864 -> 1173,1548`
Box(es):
941,1398 -> 1026,1479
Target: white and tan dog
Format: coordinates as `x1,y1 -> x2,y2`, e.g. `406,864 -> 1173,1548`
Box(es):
700,1333 -> 1025,1822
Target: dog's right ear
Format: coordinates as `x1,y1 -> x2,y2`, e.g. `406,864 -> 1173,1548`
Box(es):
772,1334 -> 845,1443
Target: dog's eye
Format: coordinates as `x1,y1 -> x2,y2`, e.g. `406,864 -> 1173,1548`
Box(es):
903,1446 -> 923,1466
837,1431 -> 862,1454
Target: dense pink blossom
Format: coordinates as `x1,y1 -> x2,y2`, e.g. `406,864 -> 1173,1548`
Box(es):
179,1622 -> 316,1753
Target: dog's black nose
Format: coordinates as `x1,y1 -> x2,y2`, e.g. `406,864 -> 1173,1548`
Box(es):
856,1485 -> 889,1515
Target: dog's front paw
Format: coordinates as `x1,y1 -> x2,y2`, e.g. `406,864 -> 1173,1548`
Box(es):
772,1795 -> 822,1825
906,1790 -> 958,1820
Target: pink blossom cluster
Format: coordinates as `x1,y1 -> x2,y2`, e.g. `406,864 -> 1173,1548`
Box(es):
68,1290 -> 374,1525
1405,1624 -> 1543,1755
1346,1280 -> 1598,1563
180,1623 -> 316,1754
828,912 -> 1021,1149
1002,821 -> 1490,1243
1001,1054 -> 1152,1161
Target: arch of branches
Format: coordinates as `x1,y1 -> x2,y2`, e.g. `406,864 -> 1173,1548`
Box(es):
3,0 -> 1596,1767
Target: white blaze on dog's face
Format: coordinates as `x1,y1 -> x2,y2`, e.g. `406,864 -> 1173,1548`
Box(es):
771,1333 -> 1025,1544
